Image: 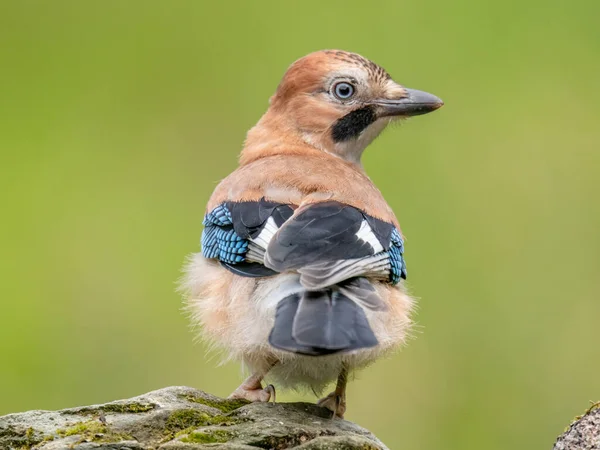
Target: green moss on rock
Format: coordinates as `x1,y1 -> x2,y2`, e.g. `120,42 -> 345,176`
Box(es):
182,394 -> 249,413
101,402 -> 157,414
0,425 -> 42,450
57,420 -> 105,437
585,401 -> 600,414
1,387 -> 389,449
65,402 -> 157,416
181,429 -> 231,444
166,409 -> 239,433
166,409 -> 209,434
57,419 -> 134,444
567,400 -> 600,430
162,408 -> 243,443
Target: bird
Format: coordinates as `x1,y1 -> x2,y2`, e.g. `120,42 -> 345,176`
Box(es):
180,50 -> 443,418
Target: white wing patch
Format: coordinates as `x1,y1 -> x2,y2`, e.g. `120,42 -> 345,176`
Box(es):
254,217 -> 279,249
355,220 -> 384,253
246,217 -> 280,263
298,253 -> 391,290
247,213 -> 392,288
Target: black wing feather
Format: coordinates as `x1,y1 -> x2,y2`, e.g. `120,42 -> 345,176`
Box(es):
265,201 -> 385,272
220,261 -> 278,277
227,200 -> 293,239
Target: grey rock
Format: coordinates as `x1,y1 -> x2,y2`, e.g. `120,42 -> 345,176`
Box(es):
0,386 -> 388,449
554,403 -> 600,450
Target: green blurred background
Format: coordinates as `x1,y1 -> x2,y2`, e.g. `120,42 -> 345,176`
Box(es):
1,1 -> 599,448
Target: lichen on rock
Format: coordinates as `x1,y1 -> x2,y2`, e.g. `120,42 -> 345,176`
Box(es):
553,401 -> 600,450
0,386 -> 389,449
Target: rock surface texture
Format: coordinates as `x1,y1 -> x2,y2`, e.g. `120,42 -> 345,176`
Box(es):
553,403 -> 600,450
0,386 -> 388,449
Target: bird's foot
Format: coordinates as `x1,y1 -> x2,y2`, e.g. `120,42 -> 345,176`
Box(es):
317,392 -> 346,419
228,383 -> 276,403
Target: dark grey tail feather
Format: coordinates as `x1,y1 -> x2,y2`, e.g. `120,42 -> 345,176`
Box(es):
267,294 -> 337,356
268,288 -> 378,356
292,290 -> 355,349
338,277 -> 387,311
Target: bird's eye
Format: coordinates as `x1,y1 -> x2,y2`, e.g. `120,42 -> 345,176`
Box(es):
333,82 -> 355,100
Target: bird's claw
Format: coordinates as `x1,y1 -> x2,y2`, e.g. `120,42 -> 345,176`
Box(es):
317,392 -> 346,419
264,384 -> 276,404
228,383 -> 276,403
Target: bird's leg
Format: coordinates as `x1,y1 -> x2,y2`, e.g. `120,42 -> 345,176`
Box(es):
317,365 -> 348,419
228,360 -> 278,403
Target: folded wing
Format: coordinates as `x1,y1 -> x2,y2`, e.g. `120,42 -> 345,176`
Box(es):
202,199 -> 406,286
264,201 -> 405,289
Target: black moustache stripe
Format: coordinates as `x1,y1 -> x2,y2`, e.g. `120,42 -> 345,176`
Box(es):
331,106 -> 377,142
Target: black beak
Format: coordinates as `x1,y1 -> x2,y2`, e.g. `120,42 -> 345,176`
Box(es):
375,88 -> 444,117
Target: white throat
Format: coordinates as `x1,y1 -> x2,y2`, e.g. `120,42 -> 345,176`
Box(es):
333,118 -> 390,164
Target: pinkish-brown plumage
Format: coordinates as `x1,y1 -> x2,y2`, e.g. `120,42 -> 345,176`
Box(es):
181,50 -> 443,418
207,151 -> 399,228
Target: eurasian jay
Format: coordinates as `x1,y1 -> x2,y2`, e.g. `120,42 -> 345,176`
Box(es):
181,50 -> 443,418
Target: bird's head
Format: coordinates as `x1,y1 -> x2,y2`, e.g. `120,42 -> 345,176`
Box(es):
244,50 -> 443,165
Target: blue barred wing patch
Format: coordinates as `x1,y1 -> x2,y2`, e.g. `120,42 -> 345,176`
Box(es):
201,204 -> 248,264
201,200 -> 407,285
389,228 -> 407,284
